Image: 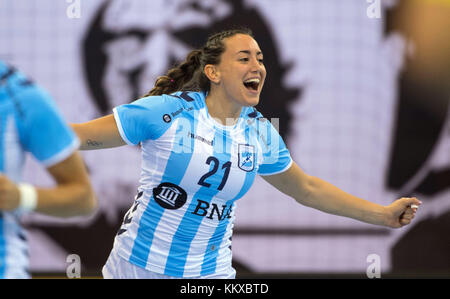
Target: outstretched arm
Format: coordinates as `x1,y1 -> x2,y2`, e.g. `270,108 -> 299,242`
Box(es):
71,114 -> 126,150
261,161 -> 420,228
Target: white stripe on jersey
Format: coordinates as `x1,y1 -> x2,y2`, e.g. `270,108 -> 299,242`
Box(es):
184,128 -> 251,276
0,115 -> 28,278
115,117 -> 180,261
1,213 -> 29,278
4,115 -> 24,183
145,118 -> 207,274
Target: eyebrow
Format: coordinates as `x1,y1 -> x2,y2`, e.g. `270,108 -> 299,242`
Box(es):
236,50 -> 263,56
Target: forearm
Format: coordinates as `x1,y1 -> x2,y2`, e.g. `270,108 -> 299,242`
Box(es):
35,183 -> 96,217
298,176 -> 388,226
33,152 -> 96,217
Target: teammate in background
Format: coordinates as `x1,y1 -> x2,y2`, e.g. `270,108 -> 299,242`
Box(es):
72,28 -> 420,279
0,61 -> 96,278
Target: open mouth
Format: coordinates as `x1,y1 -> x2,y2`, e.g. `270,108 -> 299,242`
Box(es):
243,78 -> 260,92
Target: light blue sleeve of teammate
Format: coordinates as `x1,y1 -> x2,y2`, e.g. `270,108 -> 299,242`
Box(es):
256,119 -> 293,176
17,85 -> 80,168
113,95 -> 181,145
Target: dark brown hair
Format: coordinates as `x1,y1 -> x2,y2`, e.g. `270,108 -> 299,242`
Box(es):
145,28 -> 253,97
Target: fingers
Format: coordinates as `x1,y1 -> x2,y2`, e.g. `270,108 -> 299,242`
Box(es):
397,197 -> 422,227
399,197 -> 422,208
401,208 -> 415,220
400,218 -> 411,225
403,207 -> 415,216
406,197 -> 421,217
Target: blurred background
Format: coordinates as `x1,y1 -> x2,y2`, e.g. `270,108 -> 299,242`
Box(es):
0,0 -> 448,278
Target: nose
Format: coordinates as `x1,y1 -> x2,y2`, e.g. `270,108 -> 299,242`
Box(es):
249,56 -> 264,74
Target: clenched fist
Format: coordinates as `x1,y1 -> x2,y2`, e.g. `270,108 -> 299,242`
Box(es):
384,197 -> 421,228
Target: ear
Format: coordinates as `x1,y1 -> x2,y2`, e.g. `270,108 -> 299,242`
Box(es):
203,64 -> 220,84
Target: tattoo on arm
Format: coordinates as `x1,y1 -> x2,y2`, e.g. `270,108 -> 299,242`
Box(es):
86,139 -> 103,148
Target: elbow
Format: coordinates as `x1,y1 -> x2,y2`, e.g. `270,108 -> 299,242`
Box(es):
294,174 -> 316,207
78,185 -> 98,216
84,189 -> 98,215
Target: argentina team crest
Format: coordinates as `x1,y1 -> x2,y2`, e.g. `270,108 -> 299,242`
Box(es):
238,144 -> 255,172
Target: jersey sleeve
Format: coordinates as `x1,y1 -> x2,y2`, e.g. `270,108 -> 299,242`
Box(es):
17,85 -> 80,168
256,119 -> 293,176
113,94 -> 180,145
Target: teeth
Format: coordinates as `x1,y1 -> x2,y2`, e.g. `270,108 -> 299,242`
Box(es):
244,78 -> 260,84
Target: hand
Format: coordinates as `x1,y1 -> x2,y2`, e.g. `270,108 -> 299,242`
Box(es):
0,175 -> 21,211
384,197 -> 421,228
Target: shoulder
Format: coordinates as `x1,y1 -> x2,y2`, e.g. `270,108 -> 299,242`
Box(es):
0,60 -> 9,78
132,91 -> 206,113
0,63 -> 50,110
4,74 -> 59,124
0,64 -> 66,132
113,91 -> 206,142
156,91 -> 207,120
165,91 -> 206,111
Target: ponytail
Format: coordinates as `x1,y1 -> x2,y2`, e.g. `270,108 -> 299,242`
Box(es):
145,50 -> 203,97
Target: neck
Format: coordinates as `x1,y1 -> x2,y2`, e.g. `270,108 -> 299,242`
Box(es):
205,90 -> 242,126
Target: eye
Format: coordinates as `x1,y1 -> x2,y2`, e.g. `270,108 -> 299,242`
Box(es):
258,58 -> 264,63
239,57 -> 249,62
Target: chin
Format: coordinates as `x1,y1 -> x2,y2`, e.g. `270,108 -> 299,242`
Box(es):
247,99 -> 260,107
242,95 -> 260,107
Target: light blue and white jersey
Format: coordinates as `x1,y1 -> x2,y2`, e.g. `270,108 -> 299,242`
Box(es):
112,90 -> 292,277
0,61 -> 79,278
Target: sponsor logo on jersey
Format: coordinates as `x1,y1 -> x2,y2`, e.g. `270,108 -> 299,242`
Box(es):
191,199 -> 233,221
170,107 -> 183,118
238,144 -> 255,172
153,182 -> 187,209
188,131 -> 214,146
163,114 -> 172,123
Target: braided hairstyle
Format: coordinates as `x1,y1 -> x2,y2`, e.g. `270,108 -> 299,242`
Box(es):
145,28 -> 253,97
